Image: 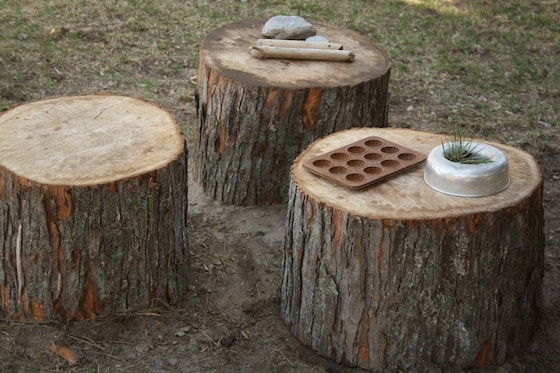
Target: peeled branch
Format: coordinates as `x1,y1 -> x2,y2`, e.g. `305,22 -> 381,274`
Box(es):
249,46 -> 355,62
257,39 -> 344,50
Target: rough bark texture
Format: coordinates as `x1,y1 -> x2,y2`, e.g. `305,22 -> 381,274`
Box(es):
193,19 -> 391,206
0,95 -> 189,321
282,128 -> 544,371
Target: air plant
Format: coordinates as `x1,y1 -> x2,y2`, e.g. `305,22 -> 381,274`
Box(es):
442,129 -> 493,164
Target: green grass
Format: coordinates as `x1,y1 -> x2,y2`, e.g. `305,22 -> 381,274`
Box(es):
1,0 -> 558,155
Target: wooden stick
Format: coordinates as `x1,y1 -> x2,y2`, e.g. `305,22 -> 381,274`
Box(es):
257,39 -> 344,50
249,46 -> 355,62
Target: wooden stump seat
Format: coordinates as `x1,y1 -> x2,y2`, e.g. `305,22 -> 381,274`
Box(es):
282,128 -> 543,371
194,18 -> 391,206
0,95 -> 189,321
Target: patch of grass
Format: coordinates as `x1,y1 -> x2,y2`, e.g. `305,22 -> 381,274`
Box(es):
1,0 -> 558,152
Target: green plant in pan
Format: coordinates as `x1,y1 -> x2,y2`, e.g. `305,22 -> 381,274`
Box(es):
442,128 -> 493,165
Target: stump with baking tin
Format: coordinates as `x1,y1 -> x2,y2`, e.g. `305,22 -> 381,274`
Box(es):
282,128 -> 543,371
0,95 -> 189,321
194,18 -> 391,206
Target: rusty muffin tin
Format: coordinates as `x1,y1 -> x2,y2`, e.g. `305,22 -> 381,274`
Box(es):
303,136 -> 426,190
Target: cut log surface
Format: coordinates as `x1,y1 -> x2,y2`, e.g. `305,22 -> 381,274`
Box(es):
282,128 -> 544,371
194,18 -> 391,206
0,95 -> 189,321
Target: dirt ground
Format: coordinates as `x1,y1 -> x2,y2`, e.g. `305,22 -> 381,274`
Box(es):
1,1 -> 559,371
0,124 -> 558,373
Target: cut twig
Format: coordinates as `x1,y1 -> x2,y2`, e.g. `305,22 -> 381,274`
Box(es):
65,332 -> 105,350
249,46 -> 355,62
200,329 -> 221,348
257,39 -> 343,50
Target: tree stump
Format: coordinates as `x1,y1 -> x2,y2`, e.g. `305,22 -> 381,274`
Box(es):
194,18 -> 391,206
0,95 -> 189,321
282,128 -> 543,371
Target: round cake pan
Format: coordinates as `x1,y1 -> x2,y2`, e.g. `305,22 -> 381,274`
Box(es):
424,141 -> 510,197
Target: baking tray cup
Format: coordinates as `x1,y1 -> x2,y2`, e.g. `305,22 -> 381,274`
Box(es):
303,136 -> 426,190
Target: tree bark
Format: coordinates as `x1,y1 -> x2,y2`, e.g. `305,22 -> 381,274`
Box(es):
0,95 -> 189,321
282,128 -> 543,371
193,19 -> 391,206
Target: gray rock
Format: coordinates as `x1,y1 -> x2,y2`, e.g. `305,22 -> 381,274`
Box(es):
261,15 -> 316,40
306,35 -> 328,42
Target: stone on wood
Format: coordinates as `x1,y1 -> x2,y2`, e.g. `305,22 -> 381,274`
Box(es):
306,35 -> 329,42
194,19 -> 391,206
261,15 -> 317,39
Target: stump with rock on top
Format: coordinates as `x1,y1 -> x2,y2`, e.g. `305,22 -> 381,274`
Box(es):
0,95 -> 189,321
194,18 -> 391,206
